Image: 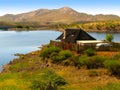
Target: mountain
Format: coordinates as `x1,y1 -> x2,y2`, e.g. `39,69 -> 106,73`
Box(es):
0,7 -> 120,24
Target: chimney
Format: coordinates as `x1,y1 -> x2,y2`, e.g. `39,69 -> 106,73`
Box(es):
63,30 -> 66,39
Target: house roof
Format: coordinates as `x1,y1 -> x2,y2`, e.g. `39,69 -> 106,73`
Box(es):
56,28 -> 96,43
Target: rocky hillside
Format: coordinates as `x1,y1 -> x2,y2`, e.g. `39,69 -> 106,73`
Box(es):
0,7 -> 120,24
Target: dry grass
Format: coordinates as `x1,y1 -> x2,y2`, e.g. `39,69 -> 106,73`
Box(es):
96,51 -> 118,57
1,49 -> 120,90
51,64 -> 120,89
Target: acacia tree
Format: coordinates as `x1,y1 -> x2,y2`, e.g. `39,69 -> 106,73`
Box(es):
106,34 -> 114,42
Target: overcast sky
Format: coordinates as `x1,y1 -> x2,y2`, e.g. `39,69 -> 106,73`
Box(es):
0,0 -> 120,16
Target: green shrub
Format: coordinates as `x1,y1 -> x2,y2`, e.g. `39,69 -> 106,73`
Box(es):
104,60 -> 120,75
51,55 -> 60,63
40,46 -> 61,59
77,55 -> 90,69
30,80 -> 46,90
30,80 -> 58,90
70,55 -> 79,66
85,48 -> 96,56
41,69 -> 67,86
106,34 -> 114,42
85,56 -> 106,69
59,50 -> 72,60
76,56 -> 106,69
30,69 -> 67,90
51,50 -> 72,63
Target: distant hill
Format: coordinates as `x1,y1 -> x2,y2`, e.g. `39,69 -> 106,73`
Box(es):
0,7 -> 120,24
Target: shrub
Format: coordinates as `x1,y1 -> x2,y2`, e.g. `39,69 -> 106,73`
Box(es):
40,46 -> 61,59
51,55 -> 60,63
77,55 -> 90,69
30,69 -> 67,90
70,55 -> 79,66
104,60 -> 120,75
85,48 -> 96,56
106,34 -> 114,42
76,56 -> 106,69
41,69 -> 67,86
85,56 -> 106,69
30,80 -> 46,90
51,50 -> 73,63
30,80 -> 58,90
59,50 -> 72,60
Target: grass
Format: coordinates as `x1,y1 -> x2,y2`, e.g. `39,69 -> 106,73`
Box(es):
93,83 -> 120,90
1,45 -> 120,90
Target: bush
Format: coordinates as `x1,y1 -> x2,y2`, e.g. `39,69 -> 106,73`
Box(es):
50,50 -> 72,64
30,69 -> 67,90
59,50 -> 72,60
70,55 -> 79,66
30,80 -> 58,90
106,34 -> 114,42
104,60 -> 120,75
77,55 -> 90,69
76,56 -> 106,69
51,55 -> 60,63
40,46 -> 61,59
30,80 -> 46,90
41,69 -> 67,86
85,56 -> 106,69
85,48 -> 96,56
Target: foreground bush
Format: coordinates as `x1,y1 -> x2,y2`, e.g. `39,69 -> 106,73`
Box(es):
41,69 -> 67,86
104,60 -> 120,75
51,50 -> 72,64
73,56 -> 106,69
70,55 -> 79,66
30,69 -> 67,90
85,56 -> 106,69
58,50 -> 72,60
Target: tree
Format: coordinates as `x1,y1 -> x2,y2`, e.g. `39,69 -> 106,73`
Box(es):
106,34 -> 114,42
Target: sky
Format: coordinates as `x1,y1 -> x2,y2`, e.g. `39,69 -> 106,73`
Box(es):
0,0 -> 120,16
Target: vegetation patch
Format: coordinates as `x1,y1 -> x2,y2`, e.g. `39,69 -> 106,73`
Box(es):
94,83 -> 120,90
1,44 -> 120,90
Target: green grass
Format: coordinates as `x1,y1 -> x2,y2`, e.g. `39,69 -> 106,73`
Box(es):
1,45 -> 120,90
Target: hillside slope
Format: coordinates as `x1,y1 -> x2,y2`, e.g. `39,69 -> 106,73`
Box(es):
0,7 -> 120,24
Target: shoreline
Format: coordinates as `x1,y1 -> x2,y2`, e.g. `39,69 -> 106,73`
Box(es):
1,49 -> 41,73
1,27 -> 120,33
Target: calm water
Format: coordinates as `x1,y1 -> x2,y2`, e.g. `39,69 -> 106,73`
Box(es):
0,30 -> 120,70
88,32 -> 120,42
0,30 -> 61,70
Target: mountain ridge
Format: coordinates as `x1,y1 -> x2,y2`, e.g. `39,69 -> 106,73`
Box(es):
0,7 -> 120,24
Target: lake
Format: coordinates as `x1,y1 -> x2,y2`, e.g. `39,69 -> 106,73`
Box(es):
0,30 -> 61,71
0,30 -> 120,71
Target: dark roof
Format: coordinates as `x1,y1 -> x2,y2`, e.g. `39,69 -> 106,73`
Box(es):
56,28 -> 96,43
